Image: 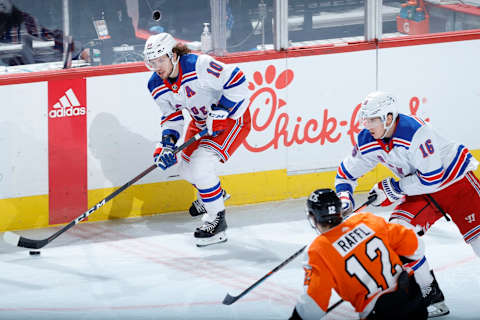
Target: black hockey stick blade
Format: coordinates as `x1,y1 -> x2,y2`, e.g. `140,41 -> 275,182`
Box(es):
3,231 -> 48,249
3,129 -> 208,249
222,244 -> 308,305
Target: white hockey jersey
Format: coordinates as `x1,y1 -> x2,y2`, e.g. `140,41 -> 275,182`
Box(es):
147,53 -> 249,141
335,114 -> 479,196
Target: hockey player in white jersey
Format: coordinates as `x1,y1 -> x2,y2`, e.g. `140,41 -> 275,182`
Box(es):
144,33 -> 251,247
335,91 -> 480,317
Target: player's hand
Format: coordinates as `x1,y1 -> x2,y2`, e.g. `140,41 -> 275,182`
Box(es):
153,144 -> 177,170
206,105 -> 229,136
337,191 -> 354,215
369,177 -> 403,207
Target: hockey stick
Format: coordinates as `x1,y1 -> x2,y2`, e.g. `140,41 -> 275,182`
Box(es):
3,129 -> 208,249
425,194 -> 451,222
222,244 -> 307,305
222,194 -> 377,306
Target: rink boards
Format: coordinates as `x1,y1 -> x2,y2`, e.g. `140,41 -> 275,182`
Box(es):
1,32 -> 480,231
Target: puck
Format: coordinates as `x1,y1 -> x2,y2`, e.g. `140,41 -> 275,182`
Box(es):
29,250 -> 41,256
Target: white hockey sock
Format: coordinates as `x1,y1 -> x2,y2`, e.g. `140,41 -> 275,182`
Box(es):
196,181 -> 225,223
405,256 -> 434,291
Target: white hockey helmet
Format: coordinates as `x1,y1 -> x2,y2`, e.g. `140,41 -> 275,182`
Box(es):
358,91 -> 398,133
144,32 -> 177,71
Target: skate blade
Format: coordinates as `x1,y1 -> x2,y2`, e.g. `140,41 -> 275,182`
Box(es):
195,232 -> 227,247
427,301 -> 450,318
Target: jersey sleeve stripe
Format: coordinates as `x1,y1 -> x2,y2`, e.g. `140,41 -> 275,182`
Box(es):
416,167 -> 445,185
440,145 -> 471,187
152,85 -> 169,99
411,115 -> 426,125
418,167 -> 444,177
415,145 -> 472,187
223,67 -> 246,90
181,72 -> 198,86
337,162 -> 355,180
392,138 -> 411,149
359,141 -> 382,155
160,110 -> 184,125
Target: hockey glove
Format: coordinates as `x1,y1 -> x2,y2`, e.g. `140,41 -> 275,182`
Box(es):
206,104 -> 229,136
338,191 -> 354,215
153,135 -> 178,170
369,177 -> 404,207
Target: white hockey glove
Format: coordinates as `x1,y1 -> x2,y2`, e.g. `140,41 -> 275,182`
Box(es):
206,105 -> 229,136
369,177 -> 404,207
337,191 -> 354,215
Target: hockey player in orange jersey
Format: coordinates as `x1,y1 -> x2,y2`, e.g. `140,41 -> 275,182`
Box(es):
290,189 -> 427,320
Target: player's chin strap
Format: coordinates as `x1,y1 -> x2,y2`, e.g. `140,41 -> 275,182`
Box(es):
169,55 -> 180,78
380,116 -> 397,139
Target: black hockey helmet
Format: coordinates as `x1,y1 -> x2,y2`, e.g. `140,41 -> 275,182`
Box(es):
306,189 -> 343,227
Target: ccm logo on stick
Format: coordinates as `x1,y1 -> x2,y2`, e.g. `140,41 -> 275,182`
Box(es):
49,88 -> 86,118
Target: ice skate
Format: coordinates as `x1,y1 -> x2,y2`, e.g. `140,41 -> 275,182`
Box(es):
189,189 -> 230,217
423,271 -> 449,318
194,210 -> 227,247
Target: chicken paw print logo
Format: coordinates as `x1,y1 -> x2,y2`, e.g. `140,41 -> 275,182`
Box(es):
243,65 -> 293,152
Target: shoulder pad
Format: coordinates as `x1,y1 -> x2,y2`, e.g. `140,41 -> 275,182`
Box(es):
179,54 -> 199,74
148,72 -> 169,99
357,129 -> 376,147
394,114 -> 425,142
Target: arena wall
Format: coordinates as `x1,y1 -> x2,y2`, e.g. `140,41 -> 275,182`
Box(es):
1,32 -> 479,231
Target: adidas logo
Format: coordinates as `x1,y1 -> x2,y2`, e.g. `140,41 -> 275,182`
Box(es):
49,88 -> 86,118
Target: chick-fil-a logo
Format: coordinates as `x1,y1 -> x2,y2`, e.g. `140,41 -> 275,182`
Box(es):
242,64 -> 428,152
243,65 -> 361,152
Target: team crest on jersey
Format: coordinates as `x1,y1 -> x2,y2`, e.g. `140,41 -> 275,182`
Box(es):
172,84 -> 178,91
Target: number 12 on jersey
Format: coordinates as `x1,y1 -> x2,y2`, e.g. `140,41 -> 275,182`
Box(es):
346,237 -> 402,296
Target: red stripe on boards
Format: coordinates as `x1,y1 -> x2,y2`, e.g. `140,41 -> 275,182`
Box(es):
48,79 -> 87,224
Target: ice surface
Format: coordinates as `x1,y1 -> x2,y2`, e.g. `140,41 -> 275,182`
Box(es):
0,194 -> 479,319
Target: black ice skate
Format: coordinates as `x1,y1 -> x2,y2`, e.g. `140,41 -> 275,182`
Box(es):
194,210 -> 227,247
189,190 -> 230,217
423,270 -> 449,318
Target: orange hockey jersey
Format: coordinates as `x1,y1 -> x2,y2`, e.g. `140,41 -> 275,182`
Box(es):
296,212 -> 424,319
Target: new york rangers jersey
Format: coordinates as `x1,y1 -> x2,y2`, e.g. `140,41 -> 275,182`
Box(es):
147,53 -> 248,140
335,114 -> 479,196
